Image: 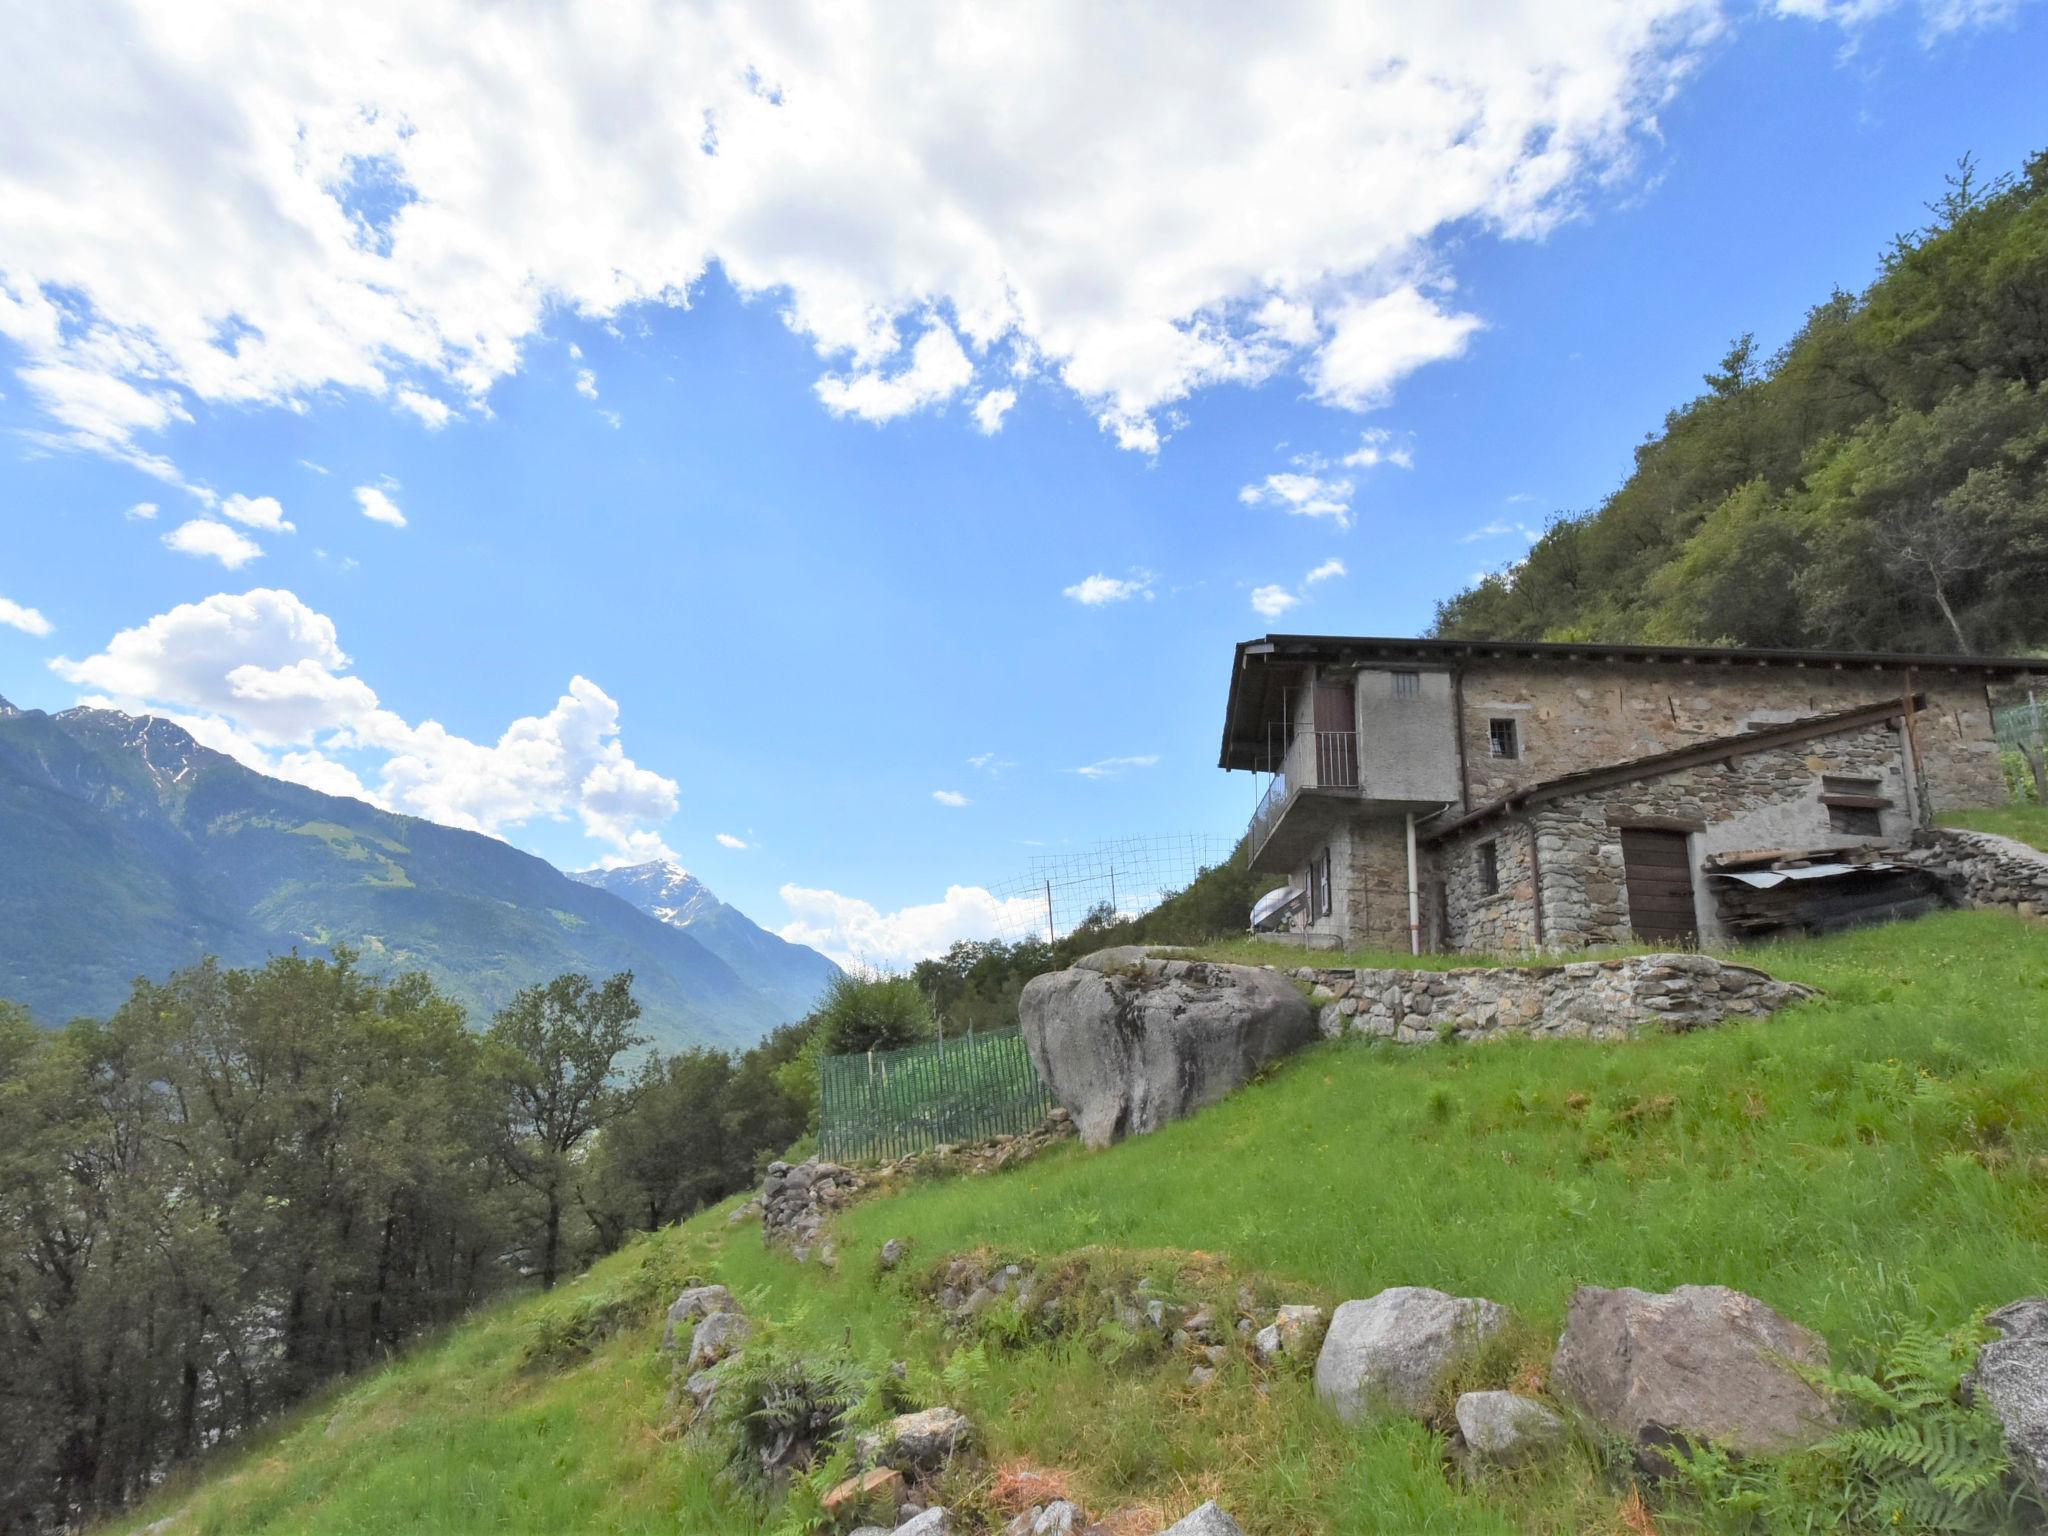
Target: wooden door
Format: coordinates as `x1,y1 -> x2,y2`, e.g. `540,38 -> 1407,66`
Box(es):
1312,679 -> 1358,787
1621,828 -> 1698,945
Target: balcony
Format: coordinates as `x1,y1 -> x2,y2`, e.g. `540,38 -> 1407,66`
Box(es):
1245,730 -> 1361,869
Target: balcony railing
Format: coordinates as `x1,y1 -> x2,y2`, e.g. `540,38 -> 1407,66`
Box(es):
1246,730 -> 1360,855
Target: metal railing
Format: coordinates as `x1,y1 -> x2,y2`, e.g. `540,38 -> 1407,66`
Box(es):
1246,730 -> 1360,853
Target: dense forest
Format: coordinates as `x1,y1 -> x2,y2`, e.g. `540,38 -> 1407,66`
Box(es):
0,956 -> 811,1534
1434,151 -> 2048,656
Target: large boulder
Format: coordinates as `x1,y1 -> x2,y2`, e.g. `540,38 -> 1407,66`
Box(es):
660,1283 -> 735,1352
1550,1285 -> 1835,1461
855,1406 -> 975,1475
685,1309 -> 751,1372
1970,1297 -> 2048,1500
1019,951 -> 1317,1147
1314,1287 -> 1510,1421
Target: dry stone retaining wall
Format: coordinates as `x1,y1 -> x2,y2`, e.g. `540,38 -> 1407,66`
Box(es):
1903,827 -> 2048,917
1299,952 -> 1814,1044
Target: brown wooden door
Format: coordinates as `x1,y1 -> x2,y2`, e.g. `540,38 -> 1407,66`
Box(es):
1621,829 -> 1699,945
1312,679 -> 1358,787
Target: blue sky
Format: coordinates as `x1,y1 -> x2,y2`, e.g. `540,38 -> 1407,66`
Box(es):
3,0 -> 2043,965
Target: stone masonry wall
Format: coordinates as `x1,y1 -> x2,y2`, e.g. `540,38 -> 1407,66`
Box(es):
1299,953 -> 1813,1044
1457,661 -> 2005,814
1900,828 -> 2048,917
1438,719 -> 1916,951
1442,819 -> 1539,953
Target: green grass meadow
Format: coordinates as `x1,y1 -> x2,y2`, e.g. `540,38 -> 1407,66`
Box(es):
106,911 -> 2048,1536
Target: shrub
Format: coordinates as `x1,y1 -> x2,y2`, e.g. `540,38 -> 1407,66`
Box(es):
814,969 -> 938,1056
706,1342 -> 874,1487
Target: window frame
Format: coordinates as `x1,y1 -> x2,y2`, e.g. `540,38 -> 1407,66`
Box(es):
1488,718 -> 1520,760
1391,669 -> 1421,701
1477,839 -> 1500,896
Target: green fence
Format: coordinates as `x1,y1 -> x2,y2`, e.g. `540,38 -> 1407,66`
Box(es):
818,1028 -> 1053,1164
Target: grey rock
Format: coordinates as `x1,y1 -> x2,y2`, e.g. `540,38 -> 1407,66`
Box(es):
680,1365 -> 727,1417
1004,1501 -> 1085,1535
686,1308 -> 751,1372
1020,954 -> 1317,1147
660,1283 -> 735,1352
1187,1365 -> 1217,1387
1315,1287 -> 1509,1421
856,1405 -> 974,1474
893,1509 -> 954,1536
1156,1501 -> 1246,1535
1550,1284 -> 1835,1460
1254,1304 -> 1328,1364
1455,1391 -> 1567,1465
1971,1298 -> 2048,1500
879,1237 -> 909,1270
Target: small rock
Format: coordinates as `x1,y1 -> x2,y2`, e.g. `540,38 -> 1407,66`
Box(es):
1156,1501 -> 1246,1535
893,1509 -> 955,1536
1004,1502 -> 1085,1535
1971,1297 -> 2048,1500
1187,1365 -> 1217,1388
879,1237 -> 910,1270
856,1406 -> 975,1474
1455,1391 -> 1567,1466
1551,1284 -> 1835,1462
660,1283 -> 735,1352
1253,1304 -> 1328,1364
823,1468 -> 906,1523
686,1309 -> 750,1372
1315,1287 -> 1509,1421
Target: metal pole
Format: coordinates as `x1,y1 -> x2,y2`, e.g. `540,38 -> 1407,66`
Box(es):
1045,879 -> 1056,948
1405,811 -> 1421,956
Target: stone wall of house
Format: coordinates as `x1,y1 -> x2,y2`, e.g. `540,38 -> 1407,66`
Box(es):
1900,828 -> 2048,917
1455,661 -> 2005,814
1441,819 -> 1540,953
1436,719 -> 1916,951
1299,953 -> 1813,1044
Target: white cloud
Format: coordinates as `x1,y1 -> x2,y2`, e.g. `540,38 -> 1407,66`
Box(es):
1769,0 -> 2018,41
715,832 -> 749,849
777,882 -> 1046,970
298,459 -> 331,475
1304,558 -> 1347,584
126,500 -> 158,520
1341,428 -> 1416,470
931,789 -> 970,807
816,324 -> 976,423
48,587 -> 681,861
0,597 -> 53,637
1239,472 -> 1354,528
1061,571 -> 1154,606
0,2 -> 1728,465
972,387 -> 1018,434
395,388 -> 453,429
966,751 -> 1014,773
1071,754 -> 1159,779
1250,584 -> 1300,619
219,493 -> 293,533
163,518 -> 263,568
355,485 -> 407,527
575,368 -> 599,400
1309,286 -> 1484,411
1461,518 -> 1542,543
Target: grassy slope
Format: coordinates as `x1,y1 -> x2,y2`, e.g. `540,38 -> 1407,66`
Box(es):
1939,804 -> 2048,852
106,911 -> 2048,1536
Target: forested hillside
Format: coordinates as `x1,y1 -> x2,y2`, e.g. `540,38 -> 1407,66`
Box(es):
1434,151 -> 2048,656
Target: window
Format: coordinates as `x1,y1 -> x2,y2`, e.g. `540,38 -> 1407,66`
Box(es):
1306,855 -> 1323,926
1391,669 -> 1420,700
1488,718 -> 1519,759
1478,840 -> 1500,896
1821,774 -> 1888,837
1317,848 -> 1334,917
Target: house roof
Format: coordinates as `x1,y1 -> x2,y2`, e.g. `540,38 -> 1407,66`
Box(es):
1219,632 -> 2044,771
1417,695 -> 1924,844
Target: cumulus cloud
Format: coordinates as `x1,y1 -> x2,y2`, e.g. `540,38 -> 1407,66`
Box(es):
1304,558 -> 1347,584
778,882 -> 1046,970
972,388 -> 1018,434
48,587 -> 680,861
0,2 -> 1736,470
1062,571 -> 1154,605
219,494 -> 293,533
715,832 -> 749,849
355,485 -> 407,527
1239,472 -> 1354,528
1250,584 -> 1301,619
931,789 -> 970,807
574,368 -> 599,400
1341,428 -> 1416,470
0,597 -> 53,637
1071,754 -> 1159,779
1769,0 -> 2017,40
126,501 -> 158,520
163,519 -> 263,568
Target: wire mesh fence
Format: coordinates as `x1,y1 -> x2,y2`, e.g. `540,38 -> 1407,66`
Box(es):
984,833 -> 1233,945
818,1027 -> 1052,1164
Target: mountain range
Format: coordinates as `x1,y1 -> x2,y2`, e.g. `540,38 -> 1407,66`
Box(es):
0,695 -> 835,1049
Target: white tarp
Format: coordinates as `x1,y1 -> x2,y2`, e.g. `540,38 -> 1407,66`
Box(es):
1714,861 -> 1897,889
1251,885 -> 1306,928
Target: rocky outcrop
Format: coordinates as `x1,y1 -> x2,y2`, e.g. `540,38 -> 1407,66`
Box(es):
1313,1286 -> 1510,1421
1455,1391 -> 1567,1466
856,1406 -> 975,1476
1970,1297 -> 2048,1500
762,1158 -> 865,1261
1304,953 -> 1814,1045
1905,827 -> 2048,917
1550,1284 -> 1835,1461
1003,1501 -> 1085,1535
659,1283 -> 735,1352
685,1309 -> 750,1372
1019,949 -> 1317,1147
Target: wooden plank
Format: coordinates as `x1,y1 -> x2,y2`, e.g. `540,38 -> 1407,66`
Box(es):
1623,844 -> 1692,869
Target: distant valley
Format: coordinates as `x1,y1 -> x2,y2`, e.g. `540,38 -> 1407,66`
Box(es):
0,696 -> 835,1049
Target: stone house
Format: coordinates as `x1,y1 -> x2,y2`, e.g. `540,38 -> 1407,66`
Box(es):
1220,634 -> 2040,953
